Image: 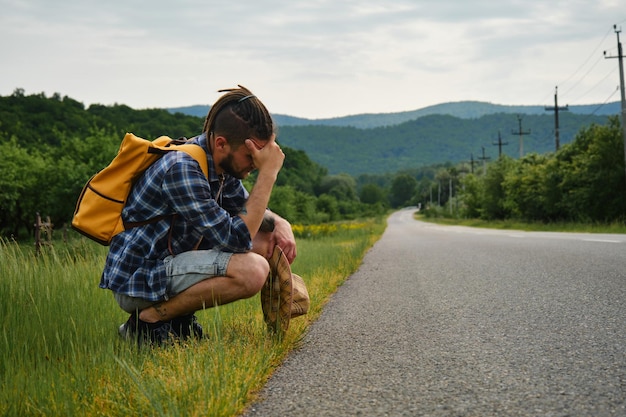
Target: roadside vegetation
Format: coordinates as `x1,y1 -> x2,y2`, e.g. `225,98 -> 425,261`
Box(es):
0,218 -> 385,416
417,212 -> 626,234
419,117 -> 626,227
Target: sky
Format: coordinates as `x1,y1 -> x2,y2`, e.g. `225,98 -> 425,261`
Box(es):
1,0 -> 625,120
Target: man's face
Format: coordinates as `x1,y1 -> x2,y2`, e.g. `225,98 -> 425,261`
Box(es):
218,140 -> 258,179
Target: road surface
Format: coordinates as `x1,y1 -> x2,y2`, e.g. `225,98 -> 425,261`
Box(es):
245,210 -> 626,416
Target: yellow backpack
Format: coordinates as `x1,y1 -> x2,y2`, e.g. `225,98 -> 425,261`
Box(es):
71,133 -> 208,245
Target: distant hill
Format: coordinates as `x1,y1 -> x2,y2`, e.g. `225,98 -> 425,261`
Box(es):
169,100 -> 621,129
168,101 -> 617,175
275,112 -> 612,175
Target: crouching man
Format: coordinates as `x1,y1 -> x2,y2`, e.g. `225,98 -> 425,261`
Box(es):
100,86 -> 297,345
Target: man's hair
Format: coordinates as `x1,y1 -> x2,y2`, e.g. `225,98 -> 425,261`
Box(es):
202,85 -> 274,149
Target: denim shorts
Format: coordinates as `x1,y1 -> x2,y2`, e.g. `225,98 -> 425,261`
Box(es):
115,250 -> 233,313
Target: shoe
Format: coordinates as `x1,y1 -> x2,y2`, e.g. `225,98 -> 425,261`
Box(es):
171,314 -> 204,340
118,313 -> 203,346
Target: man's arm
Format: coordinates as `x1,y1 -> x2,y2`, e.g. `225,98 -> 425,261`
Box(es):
238,135 -> 284,239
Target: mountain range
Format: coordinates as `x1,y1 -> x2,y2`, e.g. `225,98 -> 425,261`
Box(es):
168,101 -> 620,176
169,100 -> 621,129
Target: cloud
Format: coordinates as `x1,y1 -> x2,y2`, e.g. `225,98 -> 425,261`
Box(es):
0,0 -> 624,118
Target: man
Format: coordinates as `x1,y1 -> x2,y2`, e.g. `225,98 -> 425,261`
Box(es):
100,86 -> 296,345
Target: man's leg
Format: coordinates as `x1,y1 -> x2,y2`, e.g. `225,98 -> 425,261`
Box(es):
138,251 -> 269,323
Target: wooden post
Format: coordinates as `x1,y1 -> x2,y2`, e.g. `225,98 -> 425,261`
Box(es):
34,212 -> 42,256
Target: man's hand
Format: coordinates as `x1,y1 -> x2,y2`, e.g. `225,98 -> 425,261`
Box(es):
268,215 -> 297,264
246,134 -> 284,178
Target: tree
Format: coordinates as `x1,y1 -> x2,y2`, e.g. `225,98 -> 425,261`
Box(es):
459,173 -> 483,218
0,137 -> 46,237
502,153 -> 551,221
316,174 -> 358,201
268,186 -> 298,221
269,185 -> 320,224
389,173 -> 417,208
359,183 -> 388,206
557,117 -> 626,221
479,156 -> 514,220
276,147 -> 326,195
315,194 -> 339,222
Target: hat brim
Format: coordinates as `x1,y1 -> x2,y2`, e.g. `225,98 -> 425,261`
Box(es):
260,246 -> 293,334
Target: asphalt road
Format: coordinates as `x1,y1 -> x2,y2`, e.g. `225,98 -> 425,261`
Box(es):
244,210 -> 626,416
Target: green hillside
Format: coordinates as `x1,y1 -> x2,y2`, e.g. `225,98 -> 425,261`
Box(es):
277,112 -> 611,175
168,101 -> 614,175
0,90 -> 614,176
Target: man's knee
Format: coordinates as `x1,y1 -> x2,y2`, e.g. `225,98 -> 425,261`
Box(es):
232,253 -> 269,297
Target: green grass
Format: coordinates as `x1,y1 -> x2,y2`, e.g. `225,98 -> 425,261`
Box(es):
417,214 -> 626,234
0,218 -> 386,417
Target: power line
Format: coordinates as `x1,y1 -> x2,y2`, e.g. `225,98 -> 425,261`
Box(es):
549,25 -> 619,108
560,54 -> 606,100
568,66 -> 617,104
559,26 -> 614,93
582,86 -> 620,120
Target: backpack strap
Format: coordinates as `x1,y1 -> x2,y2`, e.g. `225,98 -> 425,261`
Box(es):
146,143 -> 209,178
170,144 -> 209,178
123,143 -> 209,231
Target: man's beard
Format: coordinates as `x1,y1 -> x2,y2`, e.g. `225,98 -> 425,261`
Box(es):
219,153 -> 249,180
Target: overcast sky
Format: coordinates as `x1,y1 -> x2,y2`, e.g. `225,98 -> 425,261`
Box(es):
1,0 -> 625,119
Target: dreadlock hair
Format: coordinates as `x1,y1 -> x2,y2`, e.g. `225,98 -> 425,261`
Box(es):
202,85 -> 275,149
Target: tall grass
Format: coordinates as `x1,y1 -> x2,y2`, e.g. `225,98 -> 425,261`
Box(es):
0,218 -> 385,416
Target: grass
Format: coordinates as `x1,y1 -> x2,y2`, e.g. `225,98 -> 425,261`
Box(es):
417,214 -> 626,234
0,218 -> 386,417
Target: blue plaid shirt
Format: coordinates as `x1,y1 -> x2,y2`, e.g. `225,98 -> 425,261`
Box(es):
99,133 -> 251,301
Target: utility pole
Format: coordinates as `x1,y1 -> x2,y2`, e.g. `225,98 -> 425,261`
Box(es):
430,185 -> 433,206
511,115 -> 531,158
604,25 -> 626,187
469,153 -> 477,174
478,146 -> 491,175
492,130 -> 509,157
449,178 -> 453,215
544,86 -> 568,151
438,181 -> 441,206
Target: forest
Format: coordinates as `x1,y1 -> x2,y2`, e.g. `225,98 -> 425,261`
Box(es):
0,89 -> 624,239
0,90 -> 391,239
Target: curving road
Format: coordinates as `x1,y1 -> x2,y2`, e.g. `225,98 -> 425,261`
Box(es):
245,210 -> 626,416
